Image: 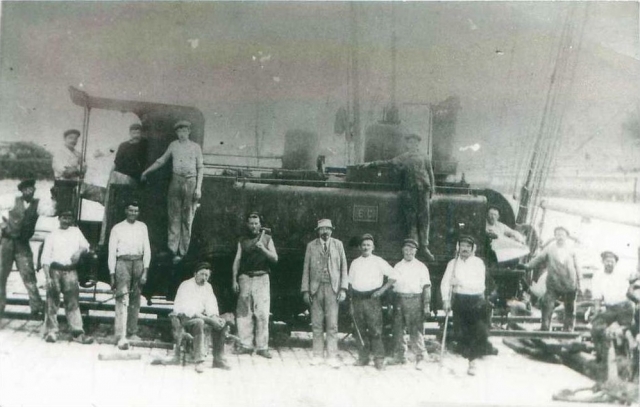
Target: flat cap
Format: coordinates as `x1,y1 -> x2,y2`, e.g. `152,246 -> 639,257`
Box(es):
361,233 -> 375,244
59,210 -> 74,218
403,238 -> 419,249
63,129 -> 81,138
125,199 -> 140,208
174,120 -> 192,130
129,123 -> 143,131
601,251 -> 619,262
404,133 -> 422,142
195,261 -> 212,272
458,234 -> 475,246
17,179 -> 35,191
553,226 -> 570,236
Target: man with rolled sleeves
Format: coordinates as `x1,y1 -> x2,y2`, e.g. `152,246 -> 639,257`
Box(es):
41,210 -> 93,344
232,212 -> 278,358
301,219 -> 348,368
389,238 -> 431,370
348,233 -> 397,370
173,262 -> 231,373
141,120 -> 203,263
108,200 -> 151,350
441,234 -> 487,376
590,250 -> 635,362
0,179 -> 55,321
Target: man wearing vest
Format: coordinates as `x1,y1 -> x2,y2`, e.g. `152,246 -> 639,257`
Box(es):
301,219 -> 348,368
108,200 -> 151,350
232,212 -> 278,358
0,179 -> 55,321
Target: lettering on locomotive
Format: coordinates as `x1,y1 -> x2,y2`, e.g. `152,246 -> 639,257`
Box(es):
352,205 -> 378,223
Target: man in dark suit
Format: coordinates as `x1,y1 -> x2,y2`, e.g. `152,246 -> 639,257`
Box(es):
301,219 -> 348,368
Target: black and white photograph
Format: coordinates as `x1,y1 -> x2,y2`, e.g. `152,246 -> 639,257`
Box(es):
0,1 -> 639,406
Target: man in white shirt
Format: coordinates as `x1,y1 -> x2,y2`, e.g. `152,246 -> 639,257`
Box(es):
0,179 -> 55,321
41,210 -> 93,344
389,238 -> 431,370
141,120 -> 203,263
590,251 -> 635,363
441,234 -> 487,376
108,200 -> 151,350
52,129 -> 86,217
172,262 -> 230,373
348,233 -> 396,370
485,206 -> 529,264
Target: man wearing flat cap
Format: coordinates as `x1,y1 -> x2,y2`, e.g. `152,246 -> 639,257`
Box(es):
441,234 -> 488,375
523,226 -> 582,332
141,120 -> 203,264
100,123 -> 148,245
590,250 -> 635,362
172,262 -> 231,373
360,133 -> 436,261
52,129 -> 86,216
301,219 -> 348,368
348,233 -> 397,370
0,179 -> 55,321
389,238 -> 431,370
108,200 -> 151,350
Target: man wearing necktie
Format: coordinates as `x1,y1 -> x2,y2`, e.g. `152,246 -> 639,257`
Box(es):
301,219 -> 348,368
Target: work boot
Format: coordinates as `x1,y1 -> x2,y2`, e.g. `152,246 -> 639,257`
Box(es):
256,349 -> 273,359
128,334 -> 142,342
353,358 -> 370,367
423,247 -> 435,262
73,334 -> 94,345
212,359 -> 232,370
233,347 -> 253,355
195,362 -> 205,373
467,360 -> 477,376
45,333 -> 57,343
374,359 -> 386,371
117,338 -> 130,351
387,357 -> 407,366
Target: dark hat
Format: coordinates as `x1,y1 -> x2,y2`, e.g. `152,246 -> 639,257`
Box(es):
601,251 -> 619,262
361,233 -> 375,244
458,234 -> 475,246
195,262 -> 212,273
404,133 -> 422,142
59,210 -> 74,218
553,226 -> 570,236
63,129 -> 81,138
17,179 -> 35,191
125,199 -> 140,208
174,120 -> 192,130
129,123 -> 143,131
403,238 -> 419,249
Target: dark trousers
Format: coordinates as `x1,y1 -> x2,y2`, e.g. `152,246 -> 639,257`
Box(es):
401,187 -> 430,247
452,293 -> 488,361
0,237 -> 43,317
541,288 -> 576,332
352,294 -> 384,362
591,301 -> 635,361
53,180 -> 80,218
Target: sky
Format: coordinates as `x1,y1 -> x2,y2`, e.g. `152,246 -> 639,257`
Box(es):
0,1 -> 638,186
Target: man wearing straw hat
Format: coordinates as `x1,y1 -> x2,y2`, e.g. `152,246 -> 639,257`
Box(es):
301,219 -> 348,368
590,250 -> 635,363
441,234 -> 487,376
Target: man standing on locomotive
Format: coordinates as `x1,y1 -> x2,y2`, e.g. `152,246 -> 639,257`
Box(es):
301,219 -> 348,368
173,262 -> 231,373
41,210 -> 93,344
389,238 -> 431,370
108,200 -> 151,350
52,129 -> 85,216
232,212 -> 278,358
348,233 -> 397,370
523,226 -> 582,332
0,179 -> 55,321
140,120 -> 203,264
441,235 -> 488,376
359,133 -> 436,261
590,250 -> 635,363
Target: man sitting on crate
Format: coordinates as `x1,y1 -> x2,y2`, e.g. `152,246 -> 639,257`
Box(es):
590,251 -> 636,363
358,133 -> 436,261
171,262 -> 231,373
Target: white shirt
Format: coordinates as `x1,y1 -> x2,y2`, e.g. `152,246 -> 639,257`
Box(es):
393,258 -> 431,294
108,220 -> 151,274
592,267 -> 634,305
348,254 -> 396,292
440,255 -> 486,300
41,226 -> 90,266
155,140 -> 203,178
173,277 -> 219,318
52,146 -> 84,180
